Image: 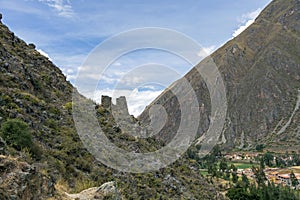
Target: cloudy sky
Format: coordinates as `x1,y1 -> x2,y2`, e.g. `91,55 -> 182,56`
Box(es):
0,0 -> 271,116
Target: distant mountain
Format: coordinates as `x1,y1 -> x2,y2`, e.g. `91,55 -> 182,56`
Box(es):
0,14 -> 223,199
139,0 -> 300,152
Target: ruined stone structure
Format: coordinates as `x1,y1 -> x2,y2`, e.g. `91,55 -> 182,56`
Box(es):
101,95 -> 112,111
114,96 -> 130,118
101,95 -> 130,118
100,95 -> 148,137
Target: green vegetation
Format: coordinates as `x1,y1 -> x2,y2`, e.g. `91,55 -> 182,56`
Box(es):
228,162 -> 258,169
0,119 -> 33,150
226,154 -> 300,200
191,144 -> 300,199
290,171 -> 299,188
259,151 -> 300,168
64,101 -> 73,113
0,118 -> 42,159
256,144 -> 265,152
226,181 -> 300,200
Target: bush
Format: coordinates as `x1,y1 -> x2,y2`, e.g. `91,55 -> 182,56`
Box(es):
28,43 -> 36,49
64,102 -> 73,113
0,119 -> 33,150
255,144 -> 264,152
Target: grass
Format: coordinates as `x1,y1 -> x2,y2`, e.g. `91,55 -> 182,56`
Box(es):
228,162 -> 258,169
200,169 -> 209,176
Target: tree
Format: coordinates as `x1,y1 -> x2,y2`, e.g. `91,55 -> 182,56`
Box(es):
219,159 -> 228,172
208,163 -> 218,177
260,157 -> 265,169
0,119 -> 33,150
256,144 -> 264,152
263,152 -> 274,167
232,172 -> 238,183
290,171 -> 299,188
230,164 -> 238,172
252,166 -> 266,186
242,173 -> 250,188
276,157 -> 286,168
226,187 -> 251,200
224,170 -> 231,180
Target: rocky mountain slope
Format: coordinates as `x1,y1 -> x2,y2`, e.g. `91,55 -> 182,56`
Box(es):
0,14 -> 224,199
139,0 -> 300,152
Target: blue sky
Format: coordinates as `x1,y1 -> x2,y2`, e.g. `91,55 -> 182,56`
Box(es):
0,0 -> 271,115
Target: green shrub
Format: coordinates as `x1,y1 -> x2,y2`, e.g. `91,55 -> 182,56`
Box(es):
64,102 -> 73,113
0,119 -> 33,150
255,144 -> 264,152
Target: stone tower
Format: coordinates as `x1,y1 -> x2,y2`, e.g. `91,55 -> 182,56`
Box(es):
101,95 -> 112,111
115,96 -> 129,116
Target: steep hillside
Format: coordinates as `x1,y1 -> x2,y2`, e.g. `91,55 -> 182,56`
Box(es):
139,0 -> 300,151
0,14 -> 114,198
0,15 -> 224,199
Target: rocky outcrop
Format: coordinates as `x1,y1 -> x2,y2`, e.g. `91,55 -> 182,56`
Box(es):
0,155 -> 55,199
65,181 -> 119,200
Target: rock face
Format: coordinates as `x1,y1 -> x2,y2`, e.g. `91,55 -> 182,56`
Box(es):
95,181 -> 117,197
65,181 -> 118,200
0,155 -> 55,199
139,0 -> 300,151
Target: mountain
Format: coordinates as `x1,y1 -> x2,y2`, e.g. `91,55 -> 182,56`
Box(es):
139,0 -> 300,152
0,14 -> 224,199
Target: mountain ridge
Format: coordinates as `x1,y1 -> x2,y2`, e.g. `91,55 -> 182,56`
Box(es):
139,0 -> 300,152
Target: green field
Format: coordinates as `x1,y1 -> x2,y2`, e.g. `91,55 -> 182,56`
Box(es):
228,162 -> 258,169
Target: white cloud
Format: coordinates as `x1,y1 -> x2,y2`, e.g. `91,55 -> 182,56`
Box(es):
90,88 -> 164,117
113,62 -> 122,66
232,8 -> 262,38
38,0 -> 74,18
51,53 -> 87,81
232,19 -> 255,38
197,45 -> 216,58
100,74 -> 119,84
120,76 -> 144,86
240,8 -> 262,23
37,49 -> 52,61
61,67 -> 76,80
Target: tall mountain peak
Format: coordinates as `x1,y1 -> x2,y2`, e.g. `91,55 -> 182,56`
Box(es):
139,0 -> 300,151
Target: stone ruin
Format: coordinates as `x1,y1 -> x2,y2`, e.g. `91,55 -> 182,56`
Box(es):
101,95 -> 147,137
101,95 -> 112,111
101,95 -> 130,120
